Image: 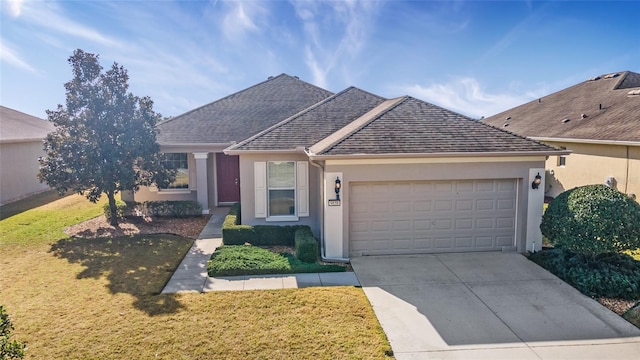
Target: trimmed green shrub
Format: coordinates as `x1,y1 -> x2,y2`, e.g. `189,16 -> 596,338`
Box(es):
207,245 -> 344,277
102,199 -> 127,222
295,227 -> 319,263
140,201 -> 202,217
529,247 -> 640,299
541,185 -> 640,256
221,204 -> 308,246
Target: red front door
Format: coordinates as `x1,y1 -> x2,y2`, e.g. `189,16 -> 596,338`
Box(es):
216,153 -> 240,203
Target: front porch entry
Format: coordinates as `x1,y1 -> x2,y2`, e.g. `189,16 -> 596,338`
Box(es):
216,153 -> 240,204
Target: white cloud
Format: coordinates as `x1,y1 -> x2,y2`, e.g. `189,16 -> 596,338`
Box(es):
0,40 -> 36,73
221,1 -> 264,41
292,0 -> 381,89
403,77 -> 546,119
4,0 -> 25,17
11,1 -> 122,48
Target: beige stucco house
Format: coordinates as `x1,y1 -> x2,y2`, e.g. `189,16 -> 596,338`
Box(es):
0,106 -> 55,205
129,74 -> 566,259
483,71 -> 640,200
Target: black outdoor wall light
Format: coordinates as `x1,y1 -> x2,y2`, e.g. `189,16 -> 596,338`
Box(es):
531,172 -> 542,190
335,177 -> 341,200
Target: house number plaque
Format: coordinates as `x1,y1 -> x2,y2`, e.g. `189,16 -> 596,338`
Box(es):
328,199 -> 341,206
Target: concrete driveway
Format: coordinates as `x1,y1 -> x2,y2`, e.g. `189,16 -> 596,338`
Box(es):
351,252 -> 640,359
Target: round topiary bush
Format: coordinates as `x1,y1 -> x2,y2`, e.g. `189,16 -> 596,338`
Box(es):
541,184 -> 640,256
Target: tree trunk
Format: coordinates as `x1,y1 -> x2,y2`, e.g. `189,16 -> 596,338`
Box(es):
107,190 -> 118,226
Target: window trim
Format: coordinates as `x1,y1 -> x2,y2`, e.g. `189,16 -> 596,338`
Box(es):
266,161 -> 297,221
158,152 -> 191,192
557,147 -> 567,167
254,161 -> 309,221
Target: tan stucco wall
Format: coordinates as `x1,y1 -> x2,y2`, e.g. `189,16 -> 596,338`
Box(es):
543,141 -> 640,199
0,141 -> 50,205
239,153 -> 321,237
325,159 -> 546,257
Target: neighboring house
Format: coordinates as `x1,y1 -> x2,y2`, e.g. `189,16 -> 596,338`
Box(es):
483,71 -> 640,200
129,74 -> 566,258
0,106 -> 55,205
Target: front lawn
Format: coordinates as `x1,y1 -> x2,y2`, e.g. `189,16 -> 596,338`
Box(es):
0,195 -> 392,359
208,245 -> 346,276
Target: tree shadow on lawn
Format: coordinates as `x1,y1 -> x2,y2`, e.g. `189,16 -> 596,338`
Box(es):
49,234 -> 193,315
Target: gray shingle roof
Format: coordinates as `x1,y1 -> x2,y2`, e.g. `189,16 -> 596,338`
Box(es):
0,106 -> 55,143
155,74 -> 333,145
230,87 -> 386,151
315,96 -> 557,155
482,71 -> 640,143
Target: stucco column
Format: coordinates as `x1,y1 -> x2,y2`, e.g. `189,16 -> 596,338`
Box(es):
324,172 -> 344,259
526,167 -> 545,252
193,152 -> 210,215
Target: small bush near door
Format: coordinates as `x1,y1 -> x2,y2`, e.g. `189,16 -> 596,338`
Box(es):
222,204 -> 308,247
295,227 -> 319,263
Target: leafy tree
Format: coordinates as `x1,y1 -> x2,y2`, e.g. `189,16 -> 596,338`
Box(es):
1,306 -> 26,359
39,49 -> 174,225
541,184 -> 640,257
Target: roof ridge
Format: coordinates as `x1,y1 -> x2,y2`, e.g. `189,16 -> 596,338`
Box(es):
227,86 -> 363,151
310,96 -> 407,154
157,74 -> 331,126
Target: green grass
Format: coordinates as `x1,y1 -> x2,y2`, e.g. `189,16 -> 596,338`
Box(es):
0,195 -> 392,359
0,189 -> 71,220
208,245 -> 346,276
0,194 -> 104,246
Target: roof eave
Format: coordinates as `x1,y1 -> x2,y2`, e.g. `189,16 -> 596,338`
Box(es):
308,150 -> 570,161
531,137 -> 640,147
224,146 -> 308,155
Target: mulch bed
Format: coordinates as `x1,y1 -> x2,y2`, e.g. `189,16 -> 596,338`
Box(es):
64,214 -> 211,239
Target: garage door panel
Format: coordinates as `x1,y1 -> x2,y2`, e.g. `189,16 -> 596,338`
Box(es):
455,181 -> 474,192
497,199 -> 515,210
349,179 -> 517,256
414,200 -> 432,212
435,182 -> 454,192
497,236 -> 515,246
455,199 -> 474,210
455,218 -> 473,230
476,236 -> 494,248
393,201 -> 411,212
477,180 -> 496,191
392,220 -> 411,231
497,217 -> 515,229
476,199 -> 495,211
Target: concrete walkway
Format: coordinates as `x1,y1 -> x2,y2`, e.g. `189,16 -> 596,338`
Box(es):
351,253 -> 640,360
161,207 -> 359,294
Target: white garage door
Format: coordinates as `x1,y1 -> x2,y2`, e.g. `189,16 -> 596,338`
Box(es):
349,179 -> 517,256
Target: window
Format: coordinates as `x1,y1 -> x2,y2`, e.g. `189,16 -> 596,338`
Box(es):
268,161 -> 296,216
254,161 -> 309,220
557,156 -> 566,167
557,147 -> 567,167
161,153 -> 189,189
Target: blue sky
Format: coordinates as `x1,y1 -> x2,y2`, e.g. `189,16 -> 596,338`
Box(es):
1,1 -> 639,120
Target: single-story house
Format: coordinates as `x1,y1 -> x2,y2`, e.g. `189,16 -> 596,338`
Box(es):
483,71 -> 640,200
126,74 -> 567,259
0,106 -> 55,205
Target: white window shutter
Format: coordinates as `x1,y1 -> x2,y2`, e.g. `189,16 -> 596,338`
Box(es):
188,153 -> 197,189
254,162 -> 267,218
296,161 -> 309,217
